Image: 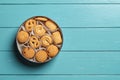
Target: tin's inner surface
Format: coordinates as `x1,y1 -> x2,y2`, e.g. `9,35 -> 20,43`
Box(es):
16,16 -> 63,63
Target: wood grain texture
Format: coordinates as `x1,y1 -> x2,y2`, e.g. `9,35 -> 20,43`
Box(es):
1,28 -> 120,51
0,51 -> 120,74
0,5 -> 120,27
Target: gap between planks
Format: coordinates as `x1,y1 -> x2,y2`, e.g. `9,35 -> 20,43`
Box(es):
1,50 -> 120,52
1,3 -> 120,5
1,27 -> 120,28
0,74 -> 120,76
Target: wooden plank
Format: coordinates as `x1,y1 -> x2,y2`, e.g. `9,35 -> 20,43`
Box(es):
0,5 -> 120,27
0,75 -> 120,80
1,28 -> 120,50
0,0 -> 109,3
108,0 -> 120,3
0,51 -> 120,74
107,0 -> 120,3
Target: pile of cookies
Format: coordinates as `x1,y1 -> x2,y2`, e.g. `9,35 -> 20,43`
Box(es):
16,16 -> 63,63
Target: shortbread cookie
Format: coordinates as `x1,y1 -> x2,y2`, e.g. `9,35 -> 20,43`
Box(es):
52,31 -> 62,44
17,31 -> 29,43
47,45 -> 59,57
35,50 -> 48,63
41,35 -> 52,47
25,19 -> 36,32
22,47 -> 35,59
29,36 -> 40,48
45,20 -> 57,31
34,25 -> 46,36
35,17 -> 48,21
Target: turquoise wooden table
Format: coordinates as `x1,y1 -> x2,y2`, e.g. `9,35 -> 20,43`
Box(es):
1,0 -> 120,79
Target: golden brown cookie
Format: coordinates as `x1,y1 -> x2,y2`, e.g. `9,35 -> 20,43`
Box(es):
17,31 -> 29,43
29,36 -> 40,48
47,45 -> 59,57
22,47 -> 35,59
35,17 -> 48,21
45,20 -> 57,31
41,35 -> 52,47
52,31 -> 62,44
35,50 -> 48,63
25,19 -> 36,32
34,25 -> 46,36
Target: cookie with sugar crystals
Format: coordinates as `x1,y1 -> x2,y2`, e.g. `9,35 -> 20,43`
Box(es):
17,30 -> 29,43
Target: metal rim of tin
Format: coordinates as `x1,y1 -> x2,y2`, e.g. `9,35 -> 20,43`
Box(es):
16,16 -> 63,64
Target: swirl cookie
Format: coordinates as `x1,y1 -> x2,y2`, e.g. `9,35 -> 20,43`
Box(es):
52,31 -> 62,44
45,20 -> 57,32
25,19 -> 36,32
35,50 -> 48,63
34,25 -> 46,36
29,36 -> 40,48
41,35 -> 52,47
17,31 -> 29,43
47,45 -> 59,57
22,47 -> 35,59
